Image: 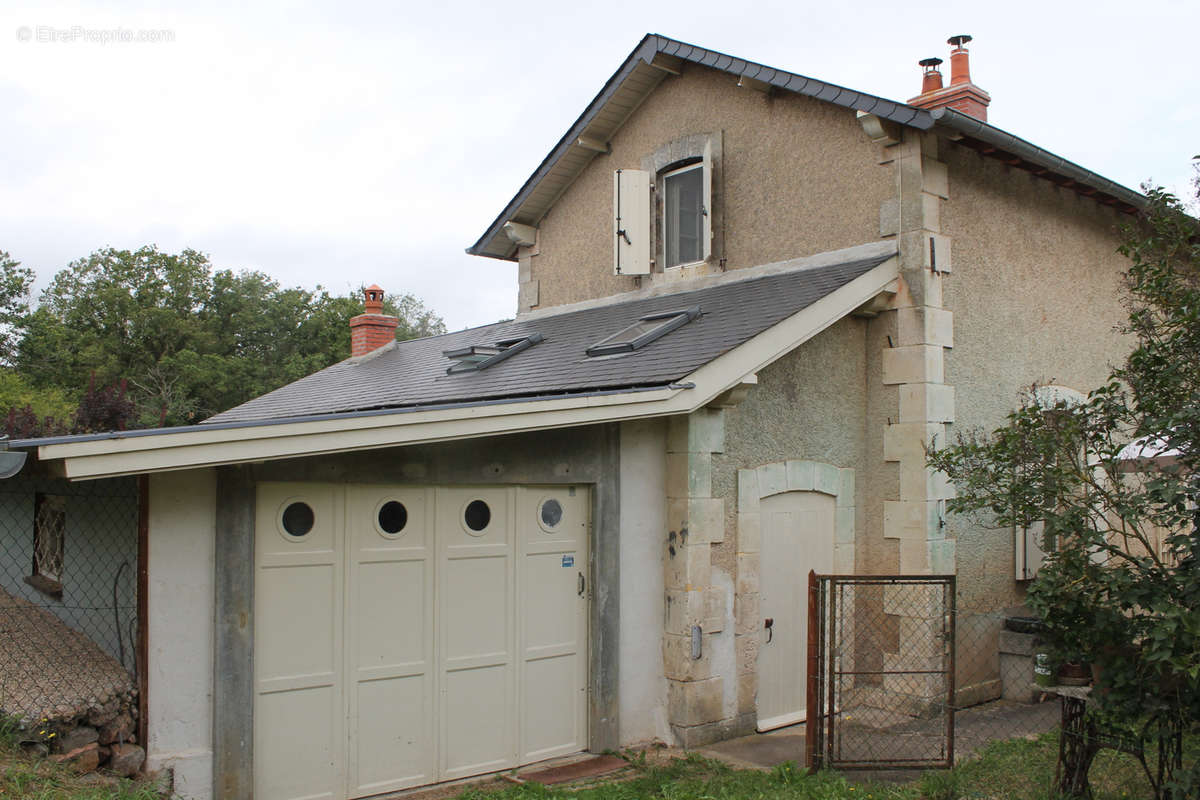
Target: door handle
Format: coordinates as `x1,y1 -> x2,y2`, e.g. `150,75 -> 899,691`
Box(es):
578,572 -> 586,597
765,617 -> 774,644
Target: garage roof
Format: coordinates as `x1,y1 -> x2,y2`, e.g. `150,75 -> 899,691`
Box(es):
207,250 -> 890,425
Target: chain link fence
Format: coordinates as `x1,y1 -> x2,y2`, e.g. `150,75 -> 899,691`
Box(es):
808,575 -> 1060,771
0,472 -> 140,725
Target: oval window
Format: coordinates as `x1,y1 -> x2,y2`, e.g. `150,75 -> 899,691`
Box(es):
464,499 -> 491,532
539,498 -> 564,530
377,501 -> 408,535
281,501 -> 315,538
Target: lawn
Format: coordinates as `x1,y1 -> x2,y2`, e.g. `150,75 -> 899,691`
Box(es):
0,727 -> 1164,799
451,733 -> 1159,800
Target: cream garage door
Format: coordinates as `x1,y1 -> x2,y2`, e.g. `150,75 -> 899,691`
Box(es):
254,483 -> 589,800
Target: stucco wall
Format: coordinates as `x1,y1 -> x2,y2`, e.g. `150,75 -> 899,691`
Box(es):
0,473 -> 138,665
618,418 -> 670,745
147,469 -> 216,800
528,64 -> 892,309
715,316 -> 869,551
939,145 -> 1132,608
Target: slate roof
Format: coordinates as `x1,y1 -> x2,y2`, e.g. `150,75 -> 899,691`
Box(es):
206,254 -> 888,425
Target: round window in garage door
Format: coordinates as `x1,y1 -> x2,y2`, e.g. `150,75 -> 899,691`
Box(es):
537,497 -> 564,533
462,498 -> 491,535
278,499 -> 315,541
374,499 -> 409,538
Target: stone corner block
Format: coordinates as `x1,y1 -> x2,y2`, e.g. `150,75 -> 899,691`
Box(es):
667,676 -> 725,728
837,469 -> 855,506
737,511 -> 761,554
881,344 -> 945,385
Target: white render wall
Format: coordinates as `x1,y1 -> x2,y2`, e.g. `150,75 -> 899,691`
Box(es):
147,469 -> 216,800
618,419 -> 671,745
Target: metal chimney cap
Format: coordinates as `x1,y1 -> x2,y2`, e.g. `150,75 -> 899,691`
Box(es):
948,34 -> 973,48
919,57 -> 944,68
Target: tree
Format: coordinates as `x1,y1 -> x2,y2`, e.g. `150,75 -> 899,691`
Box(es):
927,172 -> 1199,798
0,251 -> 34,365
14,246 -> 446,427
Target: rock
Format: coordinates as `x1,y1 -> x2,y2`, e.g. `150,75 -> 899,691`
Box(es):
78,773 -> 122,789
87,700 -> 120,728
52,742 -> 100,773
99,715 -> 134,745
97,745 -> 111,763
20,740 -> 49,758
109,743 -> 145,777
56,725 -> 99,753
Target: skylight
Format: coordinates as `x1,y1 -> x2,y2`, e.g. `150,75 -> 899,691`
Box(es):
444,333 -> 543,374
586,307 -> 700,357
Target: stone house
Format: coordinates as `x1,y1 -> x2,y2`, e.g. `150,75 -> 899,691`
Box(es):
18,33 -> 1141,800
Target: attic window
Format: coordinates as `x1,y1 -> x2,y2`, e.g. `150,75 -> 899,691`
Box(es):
444,333 -> 543,374
586,307 -> 700,357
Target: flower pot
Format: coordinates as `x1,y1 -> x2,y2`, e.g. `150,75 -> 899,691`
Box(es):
1057,661 -> 1091,686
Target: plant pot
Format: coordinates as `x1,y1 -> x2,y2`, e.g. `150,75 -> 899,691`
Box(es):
1034,651 -> 1056,687
1057,661 -> 1091,686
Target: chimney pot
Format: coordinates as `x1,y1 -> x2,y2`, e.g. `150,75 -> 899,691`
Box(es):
947,34 -> 973,85
349,283 -> 399,358
918,57 -> 944,94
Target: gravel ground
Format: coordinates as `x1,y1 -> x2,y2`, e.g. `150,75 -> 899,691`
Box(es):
0,587 -> 134,723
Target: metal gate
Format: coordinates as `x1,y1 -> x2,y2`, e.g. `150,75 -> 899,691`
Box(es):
806,573 -> 956,770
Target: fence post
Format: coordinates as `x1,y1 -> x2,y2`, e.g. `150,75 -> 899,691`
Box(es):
806,570 -> 819,770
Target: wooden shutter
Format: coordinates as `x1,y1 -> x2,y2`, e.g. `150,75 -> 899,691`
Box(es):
613,169 -> 651,275
1015,520 -> 1046,580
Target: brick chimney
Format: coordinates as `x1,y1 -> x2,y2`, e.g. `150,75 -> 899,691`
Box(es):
908,35 -> 991,121
349,284 -> 398,357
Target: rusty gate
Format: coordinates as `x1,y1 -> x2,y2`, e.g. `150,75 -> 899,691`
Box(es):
806,572 -> 956,770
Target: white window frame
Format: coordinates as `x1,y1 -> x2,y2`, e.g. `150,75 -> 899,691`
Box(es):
661,161 -> 707,270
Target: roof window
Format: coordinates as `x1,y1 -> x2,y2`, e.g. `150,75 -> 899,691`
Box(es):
444,333 -> 543,374
586,307 -> 700,357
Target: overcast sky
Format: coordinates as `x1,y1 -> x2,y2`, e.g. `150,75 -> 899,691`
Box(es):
1,0 -> 1195,331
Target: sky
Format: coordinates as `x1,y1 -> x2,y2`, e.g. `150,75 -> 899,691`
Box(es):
1,0 -> 1195,332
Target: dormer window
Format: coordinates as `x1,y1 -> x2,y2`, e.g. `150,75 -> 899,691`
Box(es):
444,333 -> 543,374
663,162 -> 704,268
586,307 -> 700,356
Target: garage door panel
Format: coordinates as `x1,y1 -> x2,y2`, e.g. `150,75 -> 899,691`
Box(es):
442,664 -> 514,778
354,560 -> 427,668
523,552 -> 580,649
256,685 -> 339,800
352,674 -> 433,793
522,654 -> 581,759
443,555 -> 510,661
257,564 -> 339,681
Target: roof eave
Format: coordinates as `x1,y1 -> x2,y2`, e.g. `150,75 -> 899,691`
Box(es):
929,108 -> 1147,212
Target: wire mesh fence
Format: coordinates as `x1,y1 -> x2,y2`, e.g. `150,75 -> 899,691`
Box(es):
808,574 -> 1061,771
0,472 -> 140,725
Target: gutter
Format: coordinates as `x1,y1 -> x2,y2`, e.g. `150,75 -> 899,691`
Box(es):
929,108 -> 1146,211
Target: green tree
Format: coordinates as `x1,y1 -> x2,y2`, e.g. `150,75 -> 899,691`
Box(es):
15,246 -> 446,426
0,251 -> 35,366
927,174 -> 1200,798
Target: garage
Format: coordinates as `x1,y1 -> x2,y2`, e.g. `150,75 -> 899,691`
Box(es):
253,482 -> 590,800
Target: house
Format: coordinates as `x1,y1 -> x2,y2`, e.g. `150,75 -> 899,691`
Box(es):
12,33 -> 1140,800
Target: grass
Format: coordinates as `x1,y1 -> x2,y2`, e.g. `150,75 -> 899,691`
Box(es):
0,719 -> 1170,799
445,732 -> 1168,800
0,715 -> 161,800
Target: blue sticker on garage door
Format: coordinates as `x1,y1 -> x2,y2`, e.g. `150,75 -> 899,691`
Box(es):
562,555 -> 574,568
